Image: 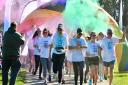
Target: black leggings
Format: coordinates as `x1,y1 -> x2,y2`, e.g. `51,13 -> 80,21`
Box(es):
34,55 -> 42,76
52,53 -> 65,83
73,61 -> 84,85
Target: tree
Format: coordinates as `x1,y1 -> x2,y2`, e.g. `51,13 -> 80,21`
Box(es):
99,0 -> 117,18
99,0 -> 128,27
123,0 -> 128,27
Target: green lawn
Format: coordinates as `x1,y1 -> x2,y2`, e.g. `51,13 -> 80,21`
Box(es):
0,68 -> 26,85
113,63 -> 128,85
0,63 -> 128,85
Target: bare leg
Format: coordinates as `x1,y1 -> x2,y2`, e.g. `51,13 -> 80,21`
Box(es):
104,66 -> 108,80
109,65 -> 114,85
94,65 -> 98,85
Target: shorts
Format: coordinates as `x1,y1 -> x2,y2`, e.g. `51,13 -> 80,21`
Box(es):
103,60 -> 115,67
88,56 -> 99,65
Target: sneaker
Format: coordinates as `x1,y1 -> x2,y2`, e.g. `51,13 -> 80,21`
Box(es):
39,76 -> 43,80
32,71 -> 36,75
48,75 -> 51,82
99,76 -> 104,82
88,80 -> 92,85
84,78 -> 87,83
44,80 -> 47,85
58,83 -> 61,85
104,75 -> 107,80
62,80 -> 65,84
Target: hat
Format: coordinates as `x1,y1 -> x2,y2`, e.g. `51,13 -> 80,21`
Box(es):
57,27 -> 62,31
107,29 -> 113,34
77,28 -> 82,33
10,22 -> 17,27
89,32 -> 96,37
57,24 -> 63,31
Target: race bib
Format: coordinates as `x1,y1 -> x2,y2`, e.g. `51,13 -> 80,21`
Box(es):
44,41 -> 48,48
107,41 -> 113,50
93,45 -> 97,53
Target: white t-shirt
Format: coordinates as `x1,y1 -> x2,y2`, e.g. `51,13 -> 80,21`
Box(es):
100,37 -> 119,62
69,37 -> 86,62
39,36 -> 52,58
33,36 -> 41,55
86,41 -> 100,57
52,32 -> 68,54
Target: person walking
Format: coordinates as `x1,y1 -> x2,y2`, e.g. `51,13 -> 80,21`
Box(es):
97,32 -> 105,82
2,22 -> 25,85
69,28 -> 87,85
32,28 -> 42,79
39,28 -> 52,84
86,32 -> 101,85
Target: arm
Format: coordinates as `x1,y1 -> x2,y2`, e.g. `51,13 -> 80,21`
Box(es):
77,39 -> 87,49
68,45 -> 87,50
18,34 -> 25,45
119,30 -> 126,42
79,45 -> 87,48
69,39 -> 87,50
68,46 -> 75,50
49,44 -> 52,60
98,47 -> 102,62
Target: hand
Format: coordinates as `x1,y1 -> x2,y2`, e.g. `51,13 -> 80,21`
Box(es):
44,45 -> 48,48
77,42 -> 81,46
48,56 -> 51,61
38,49 -> 40,52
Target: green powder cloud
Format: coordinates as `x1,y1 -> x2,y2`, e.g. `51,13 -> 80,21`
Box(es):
62,0 -> 122,37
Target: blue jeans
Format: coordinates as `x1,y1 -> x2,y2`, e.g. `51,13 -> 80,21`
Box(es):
34,55 -> 42,77
2,59 -> 21,85
40,58 -> 51,78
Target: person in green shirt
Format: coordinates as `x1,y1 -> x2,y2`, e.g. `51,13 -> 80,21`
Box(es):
2,22 -> 25,85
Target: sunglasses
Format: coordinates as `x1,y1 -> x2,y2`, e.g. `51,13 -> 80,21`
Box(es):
78,33 -> 82,35
91,34 -> 96,37
107,32 -> 113,35
43,31 -> 48,33
58,28 -> 62,31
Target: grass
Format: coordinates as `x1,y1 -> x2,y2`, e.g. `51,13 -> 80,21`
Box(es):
0,68 -> 26,85
113,63 -> 128,85
0,63 -> 128,85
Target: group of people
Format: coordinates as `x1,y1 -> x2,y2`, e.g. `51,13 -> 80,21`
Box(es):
1,22 -> 126,85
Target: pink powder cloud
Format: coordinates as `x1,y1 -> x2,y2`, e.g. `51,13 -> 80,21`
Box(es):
0,0 -> 5,10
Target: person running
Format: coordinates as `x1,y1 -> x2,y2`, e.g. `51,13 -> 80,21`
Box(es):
51,23 -> 68,85
39,28 -> 52,84
86,32 -> 100,85
32,28 -> 42,79
69,28 -> 87,85
100,29 -> 125,85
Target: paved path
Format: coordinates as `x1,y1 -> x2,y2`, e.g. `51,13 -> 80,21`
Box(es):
25,72 -> 109,85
